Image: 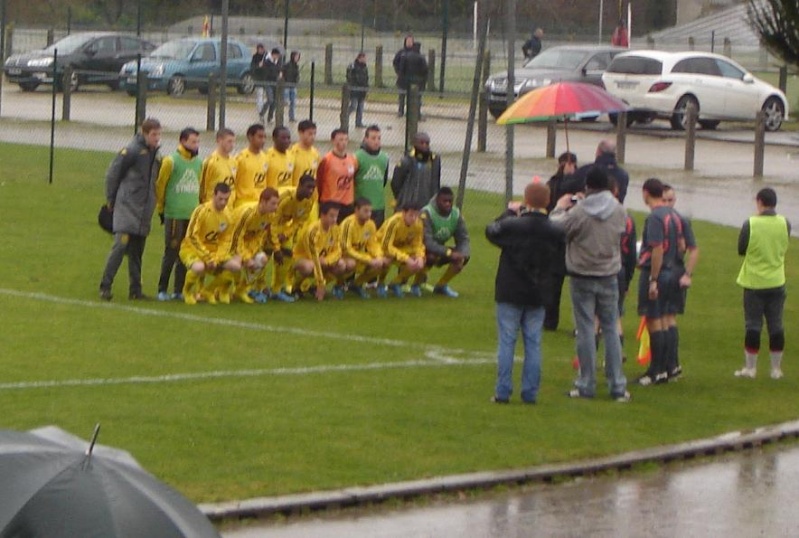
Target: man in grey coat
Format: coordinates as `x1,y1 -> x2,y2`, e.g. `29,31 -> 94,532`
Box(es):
391,132 -> 440,210
99,118 -> 162,301
549,167 -> 630,402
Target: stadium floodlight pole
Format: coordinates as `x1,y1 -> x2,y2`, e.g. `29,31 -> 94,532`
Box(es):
505,0 -> 516,204
283,0 -> 290,49
439,0 -> 449,94
219,0 -> 229,129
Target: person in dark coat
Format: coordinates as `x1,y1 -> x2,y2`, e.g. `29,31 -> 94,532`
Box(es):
485,181 -> 564,404
391,132 -> 440,210
282,51 -> 301,122
398,42 -> 428,118
99,118 -> 163,301
575,140 -> 629,203
393,35 -> 415,116
522,28 -> 544,60
346,52 -> 369,128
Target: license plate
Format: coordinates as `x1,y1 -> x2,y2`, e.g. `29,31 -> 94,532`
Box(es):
8,68 -> 21,75
615,81 -> 639,89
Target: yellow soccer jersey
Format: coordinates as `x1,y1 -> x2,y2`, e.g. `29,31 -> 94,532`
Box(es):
181,202 -> 235,264
340,214 -> 382,263
290,143 -> 320,186
293,220 -> 342,285
377,212 -> 425,263
268,187 -> 315,250
200,150 -> 237,204
234,148 -> 269,207
229,202 -> 272,262
265,147 -> 295,189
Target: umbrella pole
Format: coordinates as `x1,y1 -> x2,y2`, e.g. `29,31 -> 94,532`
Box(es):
87,423 -> 101,458
564,118 -> 570,152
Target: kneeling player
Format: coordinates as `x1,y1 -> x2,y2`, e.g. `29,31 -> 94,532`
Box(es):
417,187 -> 470,298
339,197 -> 389,299
229,187 -> 280,303
376,202 -> 426,298
292,202 -> 350,301
179,182 -> 241,305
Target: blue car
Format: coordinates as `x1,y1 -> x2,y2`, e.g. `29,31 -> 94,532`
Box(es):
120,37 -> 257,96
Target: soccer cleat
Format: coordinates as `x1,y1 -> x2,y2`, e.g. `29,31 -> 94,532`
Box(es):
734,367 -> 757,379
433,285 -> 459,298
409,284 -> 422,297
771,368 -> 784,380
654,372 -> 669,385
252,291 -> 269,304
421,283 -> 435,293
170,292 -> 184,301
669,366 -> 683,382
272,290 -> 296,303
331,285 -> 345,300
490,395 -> 509,404
389,284 -> 404,298
567,388 -> 593,399
128,291 -> 150,301
637,374 -> 654,386
99,289 -> 113,301
613,391 -> 632,403
376,285 -> 388,298
156,291 -> 170,302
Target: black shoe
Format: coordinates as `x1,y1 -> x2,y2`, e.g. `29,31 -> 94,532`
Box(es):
490,395 -> 509,404
99,289 -> 113,301
128,291 -> 150,301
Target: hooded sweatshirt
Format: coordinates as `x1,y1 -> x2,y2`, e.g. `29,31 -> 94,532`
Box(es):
549,190 -> 626,278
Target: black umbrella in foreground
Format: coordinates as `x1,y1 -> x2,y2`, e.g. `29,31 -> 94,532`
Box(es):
0,425 -> 221,538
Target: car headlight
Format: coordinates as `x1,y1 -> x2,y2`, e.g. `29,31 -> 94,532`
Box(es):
28,57 -> 54,67
145,64 -> 163,77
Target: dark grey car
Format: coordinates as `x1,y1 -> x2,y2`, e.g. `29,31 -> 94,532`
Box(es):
485,45 -> 626,118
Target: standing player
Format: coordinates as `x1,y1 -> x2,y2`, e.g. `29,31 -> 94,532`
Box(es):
228,187 -> 280,304
234,124 -> 269,207
265,126 -> 295,189
376,202 -> 426,298
99,117 -> 162,301
339,197 -> 389,299
735,188 -> 790,379
264,175 -> 317,302
292,202 -> 349,301
180,183 -> 241,305
317,128 -> 358,223
663,184 -> 700,378
155,127 -> 201,302
290,120 -> 320,186
416,187 -> 470,298
354,125 -> 390,229
200,128 -> 237,205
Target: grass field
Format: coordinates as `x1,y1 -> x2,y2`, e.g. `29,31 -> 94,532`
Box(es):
2,142 -> 799,504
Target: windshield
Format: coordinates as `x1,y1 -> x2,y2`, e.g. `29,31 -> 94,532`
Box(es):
524,49 -> 587,70
44,34 -> 94,54
149,40 -> 197,60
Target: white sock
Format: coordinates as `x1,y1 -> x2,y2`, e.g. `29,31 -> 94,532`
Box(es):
745,351 -> 758,370
770,351 -> 783,371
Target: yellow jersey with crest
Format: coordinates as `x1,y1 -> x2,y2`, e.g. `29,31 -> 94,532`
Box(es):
200,150 -> 237,204
267,187 -> 315,251
293,220 -> 342,285
290,143 -> 320,185
265,147 -> 295,188
229,202 -> 272,262
376,212 -> 425,263
180,201 -> 234,265
234,148 -> 269,207
340,214 -> 382,263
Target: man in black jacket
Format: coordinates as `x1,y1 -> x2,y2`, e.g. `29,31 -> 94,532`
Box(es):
485,181 -> 564,404
252,46 -> 282,124
393,35 -> 414,117
282,51 -> 300,122
347,52 -> 369,128
575,140 -> 629,203
398,42 -> 428,118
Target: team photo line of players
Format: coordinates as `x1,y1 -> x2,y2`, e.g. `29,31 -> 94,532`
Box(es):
142,118 -> 469,304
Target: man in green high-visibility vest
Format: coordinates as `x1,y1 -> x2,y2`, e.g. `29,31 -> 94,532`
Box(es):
735,188 -> 791,380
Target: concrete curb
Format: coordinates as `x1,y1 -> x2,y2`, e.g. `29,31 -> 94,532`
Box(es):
200,419 -> 799,521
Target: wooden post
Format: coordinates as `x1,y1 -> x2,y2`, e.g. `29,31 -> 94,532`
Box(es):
136,68 -> 147,127
61,65 -> 72,121
206,73 -> 217,132
405,85 -> 420,153
545,121 -> 556,158
477,50 -> 491,152
723,37 -> 732,58
753,110 -> 765,178
684,103 -> 696,171
688,36 -> 695,51
375,45 -> 384,88
427,49 -> 436,92
615,111 -> 627,164
324,43 -> 333,85
339,84 -> 350,131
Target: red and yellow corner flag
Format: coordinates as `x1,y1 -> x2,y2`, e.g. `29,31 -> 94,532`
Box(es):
636,316 -> 651,366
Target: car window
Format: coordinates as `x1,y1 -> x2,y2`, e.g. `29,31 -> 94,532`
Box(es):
524,48 -> 587,70
193,43 -> 216,62
88,37 -> 117,54
585,52 -> 611,71
151,40 -> 196,60
671,59 -> 694,74
46,34 -> 94,54
606,56 -> 662,75
716,59 -> 745,80
121,37 -> 143,51
228,44 -> 243,59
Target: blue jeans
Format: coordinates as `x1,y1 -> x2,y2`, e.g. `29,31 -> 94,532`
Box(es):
495,302 -> 545,403
570,276 -> 627,397
284,86 -> 297,121
349,95 -> 365,126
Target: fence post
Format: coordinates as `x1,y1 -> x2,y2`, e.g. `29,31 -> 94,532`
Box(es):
375,45 -> 384,88
615,111 -> 627,164
275,78 -> 285,127
136,68 -> 148,128
62,65 -> 72,121
339,84 -> 350,131
46,28 -> 54,46
477,50 -> 490,152
647,35 -> 655,49
723,37 -> 732,58
325,43 -> 333,85
684,103 -> 696,171
5,25 -> 13,61
309,61 -> 315,122
545,121 -> 556,158
427,49 -> 436,92
753,111 -> 765,178
688,36 -> 695,51
779,65 -> 788,93
206,72 -> 217,132
405,84 -> 420,153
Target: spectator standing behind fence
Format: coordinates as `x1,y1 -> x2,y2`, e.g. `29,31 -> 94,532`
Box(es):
393,35 -> 415,117
398,43 -> 429,119
611,20 -> 629,48
391,132 -> 440,210
252,45 -> 282,124
347,52 -> 369,128
282,51 -> 300,123
522,28 -> 544,60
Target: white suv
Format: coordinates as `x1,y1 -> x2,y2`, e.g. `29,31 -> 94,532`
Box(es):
602,50 -> 788,131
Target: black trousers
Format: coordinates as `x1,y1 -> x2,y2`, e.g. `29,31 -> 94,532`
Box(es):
158,218 -> 190,294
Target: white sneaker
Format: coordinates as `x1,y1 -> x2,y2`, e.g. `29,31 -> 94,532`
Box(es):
734,367 -> 757,378
771,368 -> 783,380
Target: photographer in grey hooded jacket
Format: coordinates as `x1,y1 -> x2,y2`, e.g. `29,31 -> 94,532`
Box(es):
549,167 -> 630,402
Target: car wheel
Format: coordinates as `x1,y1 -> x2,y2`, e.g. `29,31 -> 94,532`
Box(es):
671,95 -> 699,131
167,75 -> 186,96
762,96 -> 784,132
699,120 -> 720,130
19,82 -> 39,92
608,112 -> 635,127
238,72 -> 255,95
65,69 -> 80,93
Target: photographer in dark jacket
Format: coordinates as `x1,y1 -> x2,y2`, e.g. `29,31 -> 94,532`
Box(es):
398,42 -> 428,118
282,51 -> 300,122
393,35 -> 415,116
575,139 -> 629,203
485,181 -> 564,405
347,52 -> 369,128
